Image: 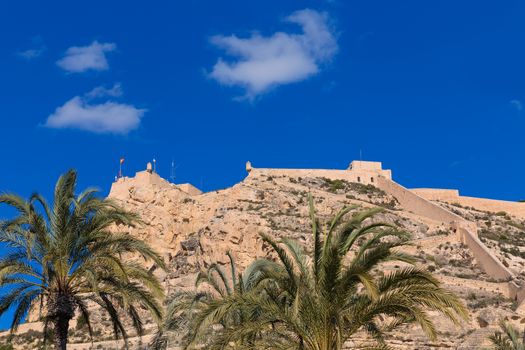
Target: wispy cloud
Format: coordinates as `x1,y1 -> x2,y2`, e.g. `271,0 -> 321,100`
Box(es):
45,84 -> 145,134
86,83 -> 123,98
16,37 -> 46,60
57,41 -> 116,73
510,99 -> 522,112
208,9 -> 338,99
18,48 -> 46,60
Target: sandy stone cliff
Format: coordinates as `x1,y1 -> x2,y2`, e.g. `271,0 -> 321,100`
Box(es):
4,161 -> 525,349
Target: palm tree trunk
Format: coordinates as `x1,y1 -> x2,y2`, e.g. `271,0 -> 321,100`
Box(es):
54,316 -> 70,350
50,293 -> 75,350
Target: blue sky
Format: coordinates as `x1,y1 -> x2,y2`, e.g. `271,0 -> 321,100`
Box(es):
1,0 -> 525,202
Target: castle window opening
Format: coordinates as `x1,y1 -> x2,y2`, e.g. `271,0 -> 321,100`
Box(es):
357,176 -> 361,183
371,177 -> 374,183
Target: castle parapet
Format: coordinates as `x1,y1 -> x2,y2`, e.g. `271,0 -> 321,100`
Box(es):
348,161 -> 392,180
245,160 -> 392,185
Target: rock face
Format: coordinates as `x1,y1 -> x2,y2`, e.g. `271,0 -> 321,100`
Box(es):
4,162 -> 525,349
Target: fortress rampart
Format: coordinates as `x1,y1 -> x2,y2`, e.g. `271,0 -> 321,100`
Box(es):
453,222 -> 513,281
110,160 -> 525,305
375,176 -> 519,299
247,160 -> 525,305
246,160 -> 391,186
375,177 -> 462,224
412,188 -> 525,218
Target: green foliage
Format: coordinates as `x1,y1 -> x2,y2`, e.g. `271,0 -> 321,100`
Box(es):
489,322 -> 525,350
150,251 -> 252,350
321,177 -> 387,197
0,170 -> 165,349
501,246 -> 525,259
172,195 -> 468,350
75,313 -> 87,331
505,220 -> 525,230
324,178 -> 346,193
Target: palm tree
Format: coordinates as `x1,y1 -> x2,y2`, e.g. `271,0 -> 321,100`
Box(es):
150,251 -> 260,349
0,170 -> 165,350
192,196 -> 468,350
489,322 -> 525,350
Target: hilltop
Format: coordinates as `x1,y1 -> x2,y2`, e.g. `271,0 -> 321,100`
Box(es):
4,161 -> 525,349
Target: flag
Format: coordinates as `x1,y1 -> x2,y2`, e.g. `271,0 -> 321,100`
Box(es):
120,158 -> 125,164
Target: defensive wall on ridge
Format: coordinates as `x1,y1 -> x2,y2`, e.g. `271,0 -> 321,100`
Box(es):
412,188 -> 525,218
245,160 -> 391,186
248,160 -> 525,304
375,177 -> 461,224
375,177 -> 516,283
109,160 -> 525,305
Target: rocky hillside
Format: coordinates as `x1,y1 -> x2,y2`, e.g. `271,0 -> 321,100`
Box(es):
3,169 -> 525,349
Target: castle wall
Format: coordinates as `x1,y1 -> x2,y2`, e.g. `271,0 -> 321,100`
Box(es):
412,188 -> 525,218
411,188 -> 460,200
507,281 -> 525,304
348,161 -> 392,179
234,163 -> 525,305
249,168 -> 383,185
454,224 -> 513,281
376,177 -> 462,224
454,196 -> 525,218
348,160 -> 384,171
250,169 -> 525,302
111,162 -> 525,307
376,177 -> 525,301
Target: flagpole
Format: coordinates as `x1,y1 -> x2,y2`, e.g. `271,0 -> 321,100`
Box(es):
119,157 -> 124,178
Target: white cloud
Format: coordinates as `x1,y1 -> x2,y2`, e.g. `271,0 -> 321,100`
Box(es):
209,9 -> 337,99
45,84 -> 145,134
56,41 -> 116,73
17,48 -> 45,60
86,83 -> 123,98
17,37 -> 46,60
510,99 -> 522,112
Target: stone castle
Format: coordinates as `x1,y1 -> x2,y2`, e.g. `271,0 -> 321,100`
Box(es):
111,160 -> 525,309
6,160 -> 525,349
